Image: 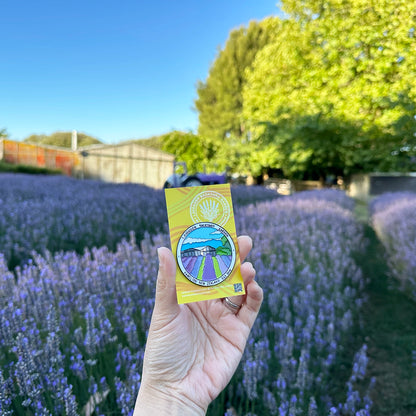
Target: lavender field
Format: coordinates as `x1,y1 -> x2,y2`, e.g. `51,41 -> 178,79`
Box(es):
370,192 -> 416,301
0,175 -> 380,415
0,174 -> 278,270
231,191 -> 372,416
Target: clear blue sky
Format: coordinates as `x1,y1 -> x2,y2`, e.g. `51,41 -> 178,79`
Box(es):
1,0 -> 282,144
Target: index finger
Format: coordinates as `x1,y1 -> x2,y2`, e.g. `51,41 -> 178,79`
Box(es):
237,235 -> 252,263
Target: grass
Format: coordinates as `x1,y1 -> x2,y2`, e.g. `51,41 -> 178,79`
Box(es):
328,202 -> 416,415
354,224 -> 416,415
353,198 -> 371,223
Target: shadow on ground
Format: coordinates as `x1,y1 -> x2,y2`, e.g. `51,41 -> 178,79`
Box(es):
357,225 -> 416,415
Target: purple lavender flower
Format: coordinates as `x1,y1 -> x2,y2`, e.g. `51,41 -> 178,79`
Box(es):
307,396 -> 317,416
0,370 -> 13,416
0,183 -> 372,415
370,192 -> 416,300
264,388 -> 278,415
243,359 -> 258,400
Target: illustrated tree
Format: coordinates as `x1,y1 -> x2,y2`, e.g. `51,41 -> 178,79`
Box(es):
242,0 -> 416,178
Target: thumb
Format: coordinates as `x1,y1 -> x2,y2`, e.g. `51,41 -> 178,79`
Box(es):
153,247 -> 180,317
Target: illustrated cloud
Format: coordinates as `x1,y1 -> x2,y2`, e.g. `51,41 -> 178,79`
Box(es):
209,230 -> 223,235
184,237 -> 221,244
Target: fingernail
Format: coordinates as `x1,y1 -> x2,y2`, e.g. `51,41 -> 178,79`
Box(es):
157,247 -> 164,269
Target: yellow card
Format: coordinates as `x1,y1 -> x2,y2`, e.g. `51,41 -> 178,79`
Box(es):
165,184 -> 245,304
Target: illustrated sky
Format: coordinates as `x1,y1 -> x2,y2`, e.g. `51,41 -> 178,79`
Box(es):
1,0 -> 282,144
183,226 -> 224,250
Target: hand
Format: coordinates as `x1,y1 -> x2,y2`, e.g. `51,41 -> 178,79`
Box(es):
134,235 -> 263,416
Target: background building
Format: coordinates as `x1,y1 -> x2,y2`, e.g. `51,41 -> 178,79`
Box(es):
0,138 -> 175,189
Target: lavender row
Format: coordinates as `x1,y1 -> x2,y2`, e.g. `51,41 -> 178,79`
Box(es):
224,192 -> 373,415
370,192 -> 416,300
0,174 -> 279,269
289,188 -> 356,212
230,185 -> 280,207
0,232 -> 167,415
0,174 -> 168,270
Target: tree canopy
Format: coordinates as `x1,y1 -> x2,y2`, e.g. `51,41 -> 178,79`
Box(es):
195,18 -> 279,142
24,131 -> 102,148
242,0 -> 416,178
191,1 -> 416,180
138,131 -> 216,173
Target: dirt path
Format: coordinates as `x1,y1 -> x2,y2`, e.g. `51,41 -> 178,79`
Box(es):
356,225 -> 416,415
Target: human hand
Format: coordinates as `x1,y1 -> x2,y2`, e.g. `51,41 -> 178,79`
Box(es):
134,235 -> 263,416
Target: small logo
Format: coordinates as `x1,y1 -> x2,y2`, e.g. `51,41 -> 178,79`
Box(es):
190,191 -> 231,227
177,222 -> 236,287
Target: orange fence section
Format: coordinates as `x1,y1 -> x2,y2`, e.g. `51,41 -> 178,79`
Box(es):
2,140 -> 80,175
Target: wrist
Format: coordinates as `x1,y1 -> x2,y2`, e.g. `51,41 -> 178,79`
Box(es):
134,382 -> 206,416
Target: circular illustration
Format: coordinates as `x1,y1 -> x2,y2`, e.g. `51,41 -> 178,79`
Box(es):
177,222 -> 236,287
190,191 -> 231,227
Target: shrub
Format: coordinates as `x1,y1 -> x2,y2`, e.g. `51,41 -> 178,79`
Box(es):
0,175 -> 279,269
370,192 -> 416,299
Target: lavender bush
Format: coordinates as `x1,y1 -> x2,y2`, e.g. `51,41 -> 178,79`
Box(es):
0,174 -> 168,269
289,189 -> 356,212
219,191 -> 373,415
370,192 -> 416,299
0,178 -> 371,415
0,174 -> 278,269
0,233 -> 166,415
230,185 -> 279,207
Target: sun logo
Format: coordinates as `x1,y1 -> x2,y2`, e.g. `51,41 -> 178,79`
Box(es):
190,190 -> 231,227
199,199 -> 219,222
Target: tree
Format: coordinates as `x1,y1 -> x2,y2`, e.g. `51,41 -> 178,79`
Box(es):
195,17 -> 280,142
243,0 -> 416,178
257,113 -> 385,180
138,130 -> 244,174
24,131 -> 101,147
0,128 -> 7,139
150,131 -> 214,174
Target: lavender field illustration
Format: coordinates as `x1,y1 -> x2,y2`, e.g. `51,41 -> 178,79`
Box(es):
178,224 -> 235,285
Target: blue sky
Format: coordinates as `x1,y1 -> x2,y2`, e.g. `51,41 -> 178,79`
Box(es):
183,226 -> 224,250
1,0 -> 282,144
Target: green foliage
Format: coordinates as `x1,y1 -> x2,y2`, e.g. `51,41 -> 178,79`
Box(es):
161,131 -> 209,173
242,0 -> 416,178
0,128 -> 7,139
216,236 -> 232,256
216,246 -> 231,256
0,161 -> 62,175
24,131 -> 102,147
142,130 -> 215,173
136,135 -> 164,150
195,18 -> 279,142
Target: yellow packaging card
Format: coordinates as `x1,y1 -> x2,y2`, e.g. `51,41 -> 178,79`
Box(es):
165,184 -> 245,304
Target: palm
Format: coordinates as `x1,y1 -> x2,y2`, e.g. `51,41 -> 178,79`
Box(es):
139,236 -> 262,413
146,298 -> 252,407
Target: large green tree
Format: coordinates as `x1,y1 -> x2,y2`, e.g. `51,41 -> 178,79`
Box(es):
139,131 -> 215,174
243,0 -> 416,178
138,130 -> 239,174
195,17 -> 279,142
159,131 -> 213,173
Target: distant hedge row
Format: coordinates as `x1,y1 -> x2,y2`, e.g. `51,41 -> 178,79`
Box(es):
0,161 -> 61,175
